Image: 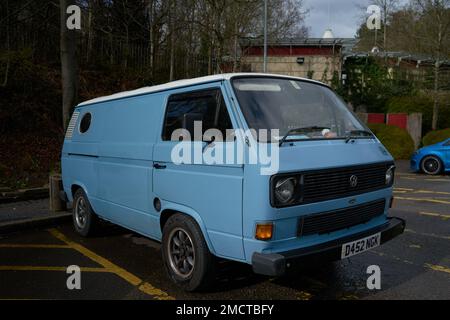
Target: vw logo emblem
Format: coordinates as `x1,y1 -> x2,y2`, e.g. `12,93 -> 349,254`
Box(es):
349,175 -> 358,187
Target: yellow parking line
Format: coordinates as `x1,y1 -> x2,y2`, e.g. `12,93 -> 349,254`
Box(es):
0,244 -> 71,249
395,173 -> 418,177
394,187 -> 414,191
138,282 -> 174,297
425,264 -> 450,275
415,190 -> 450,196
419,212 -> 450,221
395,196 -> 450,205
48,228 -> 174,300
394,187 -> 450,196
396,172 -> 449,181
0,266 -> 109,272
405,228 -> 450,240
338,294 -> 359,300
296,291 -> 313,300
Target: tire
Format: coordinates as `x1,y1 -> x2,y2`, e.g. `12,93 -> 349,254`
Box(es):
72,188 -> 98,237
421,156 -> 442,175
161,214 -> 216,291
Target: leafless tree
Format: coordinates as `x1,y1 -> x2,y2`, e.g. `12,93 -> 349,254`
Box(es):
60,0 -> 78,130
411,0 -> 450,129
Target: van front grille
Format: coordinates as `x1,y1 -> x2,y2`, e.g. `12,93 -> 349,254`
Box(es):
302,162 -> 392,203
298,199 -> 386,236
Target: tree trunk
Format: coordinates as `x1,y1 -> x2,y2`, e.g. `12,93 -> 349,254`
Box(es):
169,0 -> 175,81
432,60 -> 439,130
382,1 -> 387,51
233,21 -> 238,72
149,0 -> 154,79
60,0 -> 78,130
86,0 -> 93,63
123,26 -> 129,70
2,0 -> 10,87
208,39 -> 213,75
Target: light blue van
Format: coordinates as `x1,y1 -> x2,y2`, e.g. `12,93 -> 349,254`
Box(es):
61,73 -> 405,291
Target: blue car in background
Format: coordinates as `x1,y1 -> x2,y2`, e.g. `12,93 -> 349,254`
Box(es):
411,138 -> 450,175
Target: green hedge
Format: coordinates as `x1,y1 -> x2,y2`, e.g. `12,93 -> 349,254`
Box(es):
386,95 -> 450,134
422,128 -> 450,146
368,123 -> 415,159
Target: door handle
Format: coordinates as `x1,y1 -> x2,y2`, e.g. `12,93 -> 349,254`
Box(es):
153,163 -> 167,169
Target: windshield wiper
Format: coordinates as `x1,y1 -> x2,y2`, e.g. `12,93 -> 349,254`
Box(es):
279,126 -> 330,146
345,129 -> 375,143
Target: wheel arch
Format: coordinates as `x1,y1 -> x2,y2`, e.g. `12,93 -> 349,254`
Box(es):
159,203 -> 216,256
70,181 -> 90,199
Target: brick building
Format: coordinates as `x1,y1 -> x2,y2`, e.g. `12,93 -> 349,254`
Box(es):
240,37 -> 355,83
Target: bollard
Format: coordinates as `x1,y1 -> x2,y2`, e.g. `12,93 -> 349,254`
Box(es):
49,174 -> 67,212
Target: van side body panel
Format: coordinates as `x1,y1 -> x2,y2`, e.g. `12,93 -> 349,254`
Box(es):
152,82 -> 245,261
62,106 -> 100,204
63,93 -> 165,238
62,81 -> 246,261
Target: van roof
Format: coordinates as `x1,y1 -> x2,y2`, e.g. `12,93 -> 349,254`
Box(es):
77,73 -> 325,107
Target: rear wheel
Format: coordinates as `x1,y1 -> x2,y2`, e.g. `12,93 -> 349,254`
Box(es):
162,214 -> 216,291
421,156 -> 442,175
72,188 -> 98,237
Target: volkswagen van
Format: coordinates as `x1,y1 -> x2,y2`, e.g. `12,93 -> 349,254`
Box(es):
61,73 -> 405,291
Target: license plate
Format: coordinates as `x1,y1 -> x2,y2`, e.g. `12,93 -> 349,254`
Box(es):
341,233 -> 381,259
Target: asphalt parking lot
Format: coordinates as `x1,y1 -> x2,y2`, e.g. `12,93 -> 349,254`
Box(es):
0,161 -> 449,300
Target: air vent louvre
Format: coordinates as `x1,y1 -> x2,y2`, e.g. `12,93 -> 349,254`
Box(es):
65,111 -> 80,140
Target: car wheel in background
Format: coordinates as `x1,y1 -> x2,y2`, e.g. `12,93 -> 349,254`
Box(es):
421,156 -> 442,175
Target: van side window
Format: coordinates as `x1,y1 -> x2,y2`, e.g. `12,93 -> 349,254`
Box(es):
79,112 -> 92,134
162,89 -> 233,141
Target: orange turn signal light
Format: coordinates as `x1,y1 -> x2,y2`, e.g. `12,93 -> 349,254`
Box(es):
255,223 -> 273,241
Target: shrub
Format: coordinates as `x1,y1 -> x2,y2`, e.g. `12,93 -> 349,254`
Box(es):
422,128 -> 450,146
368,123 -> 415,159
386,95 -> 450,134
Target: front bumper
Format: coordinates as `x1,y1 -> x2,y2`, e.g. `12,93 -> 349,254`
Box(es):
252,217 -> 405,276
410,158 -> 420,172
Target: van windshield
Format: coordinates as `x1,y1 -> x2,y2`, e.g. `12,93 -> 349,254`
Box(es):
231,77 -> 368,142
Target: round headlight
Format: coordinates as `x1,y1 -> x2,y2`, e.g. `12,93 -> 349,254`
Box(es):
385,166 -> 395,185
274,177 -> 296,204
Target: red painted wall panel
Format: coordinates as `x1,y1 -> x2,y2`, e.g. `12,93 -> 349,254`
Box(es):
367,113 -> 385,124
387,113 -> 408,129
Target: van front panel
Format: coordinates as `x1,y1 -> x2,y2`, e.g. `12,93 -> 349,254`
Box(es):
224,76 -> 400,264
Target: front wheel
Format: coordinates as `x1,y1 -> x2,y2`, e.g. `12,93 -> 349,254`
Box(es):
421,156 -> 442,175
161,214 -> 216,291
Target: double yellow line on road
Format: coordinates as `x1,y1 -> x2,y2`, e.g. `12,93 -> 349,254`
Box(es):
0,229 -> 174,300
394,187 -> 450,196
0,244 -> 70,249
0,266 -> 107,272
419,212 -> 450,221
393,186 -> 450,206
426,264 -> 450,275
394,196 -> 450,205
47,229 -> 174,300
